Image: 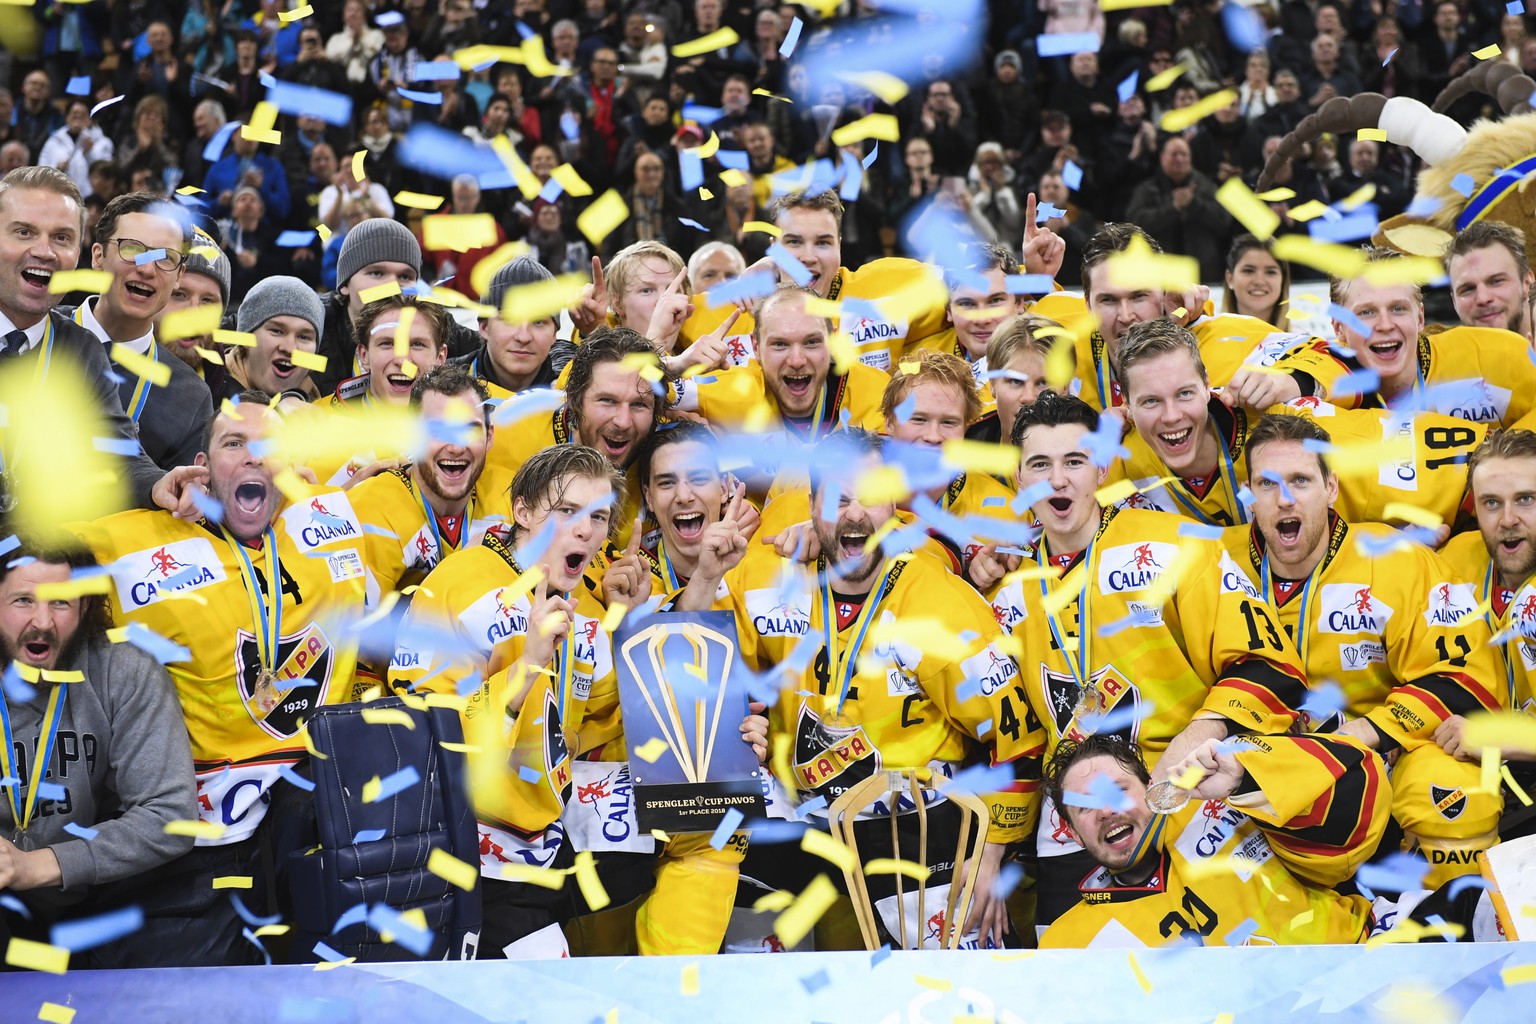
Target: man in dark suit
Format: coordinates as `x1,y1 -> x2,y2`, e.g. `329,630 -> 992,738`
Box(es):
0,166 -> 204,516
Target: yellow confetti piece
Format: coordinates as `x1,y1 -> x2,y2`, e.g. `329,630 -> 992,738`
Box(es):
672,27 -> 740,58
314,955 -> 357,971
288,349 -> 328,372
914,975 -> 952,991
864,858 -> 932,882
248,101 -> 278,134
1160,89 -> 1237,133
835,70 -> 909,104
1127,951 -> 1153,993
774,873 -> 839,948
214,329 -> 256,347
278,3 -> 313,21
361,775 -> 382,803
718,168 -> 748,188
427,847 -> 479,891
469,240 -> 533,299
1357,127 -> 1387,143
800,829 -> 856,872
1214,1015 -> 1234,1024
1285,200 -> 1330,223
316,223 -> 332,243
211,875 -> 253,889
575,849 -> 610,910
422,213 -> 499,253
1253,187 -> 1295,202
1094,479 -> 1141,507
1502,964 -> 1536,985
491,135 -> 543,199
633,736 -> 670,762
1461,711 -> 1536,755
1146,63 -> 1186,92
501,272 -> 588,324
1361,254 -> 1445,287
1271,235 -> 1366,277
942,438 -> 1021,477
38,1003 -> 76,1024
361,707 -> 417,729
175,184 -> 206,196
31,572 -> 106,602
576,190 -> 629,245
1475,42 -> 1503,59
1215,178 -> 1280,242
110,342 -> 173,387
601,601 -> 628,632
550,163 -> 594,197
47,268 -> 113,294
831,113 -> 901,147
7,938 -> 68,974
159,305 -> 224,342
497,862 -> 571,888
752,890 -> 795,913
697,131 -> 722,159
253,924 -> 291,938
240,125 -> 281,145
742,220 -> 782,237
1482,745 -> 1501,795
394,191 -> 445,211
605,1011 -> 618,1024
681,962 -> 700,996
351,150 -> 367,182
1380,502 -> 1442,529
699,187 -> 715,201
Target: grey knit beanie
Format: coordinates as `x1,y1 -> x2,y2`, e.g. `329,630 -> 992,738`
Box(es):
485,255 -> 555,312
237,276 -> 325,338
184,244 -> 231,305
336,217 -> 422,291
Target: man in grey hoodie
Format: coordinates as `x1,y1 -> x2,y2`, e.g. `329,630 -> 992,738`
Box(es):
0,533 -> 197,967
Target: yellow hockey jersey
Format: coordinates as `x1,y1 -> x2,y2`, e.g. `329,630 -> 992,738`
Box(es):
719,544 -> 1045,843
1223,516 -> 1505,747
1040,734 -> 1389,948
1328,327 -> 1536,426
984,505 -> 1307,766
1441,532 -> 1536,714
678,258 -> 950,373
389,532 -> 621,870
674,358 -> 889,439
77,491 -> 368,844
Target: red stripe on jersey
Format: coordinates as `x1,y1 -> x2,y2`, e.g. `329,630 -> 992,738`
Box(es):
1217,672 -> 1305,719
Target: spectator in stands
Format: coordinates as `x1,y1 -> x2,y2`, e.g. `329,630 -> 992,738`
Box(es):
618,13 -> 669,95
1221,233 -> 1292,329
116,95 -> 179,174
39,98 -> 113,196
327,0 -> 384,85
1037,169 -> 1098,288
428,175 -> 506,300
741,122 -> 792,207
605,151 -> 688,260
370,13 -> 422,133
1095,91 -> 1157,221
180,99 -> 225,189
1421,1 -> 1473,107
1327,137 -> 1408,218
617,94 -> 677,184
15,70 -> 64,159
1304,33 -> 1362,109
1126,134 -> 1232,283
969,142 -> 1024,260
219,186 -> 284,303
38,0 -> 107,95
0,89 -> 16,153
125,20 -> 191,135
979,50 -> 1035,164
1252,67 -> 1308,141
912,79 -> 978,178
204,130 -> 289,223
1312,2 -> 1360,76
181,0 -> 236,89
1020,111 -> 1090,210
421,0 -> 479,58
1190,95 -> 1254,187
528,198 -> 591,274
586,47 -> 632,163
1249,136 -> 1329,271
281,24 -> 348,93
1362,16 -> 1420,98
1,141 -> 32,177
1238,51 -> 1278,121
720,180 -> 769,264
1049,52 -> 1116,151
892,135 -> 942,226
688,241 -> 745,291
214,29 -> 268,121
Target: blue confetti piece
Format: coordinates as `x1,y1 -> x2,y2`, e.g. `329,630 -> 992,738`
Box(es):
1331,368 -> 1382,399
1329,302 -> 1373,337
1176,521 -> 1224,540
1448,874 -> 1492,900
397,87 -> 444,105
518,764 -> 542,783
1404,195 -> 1443,219
1259,469 -> 1294,503
766,241 -> 813,287
352,828 -> 387,844
1451,173 -> 1476,197
0,535 -> 17,558
412,61 -> 462,81
1382,47 -> 1397,67
779,16 -> 803,57
1078,699 -> 1156,734
1308,209 -> 1377,243
893,392 -> 917,423
37,781 -> 66,802
275,230 -> 317,247
1117,71 -> 1138,104
1061,160 -> 1083,190
680,147 -> 704,191
367,904 -> 433,955
51,905 -> 144,951
559,110 -> 581,141
376,9 -> 405,26
1222,917 -> 1260,946
716,148 -> 750,171
203,120 -> 241,163
1298,680 -> 1347,722
397,123 -> 507,186
839,150 -> 863,202
870,944 -> 892,966
121,622 -> 191,664
1083,413 -> 1131,467
1299,438 -> 1337,455
3,663 -> 36,703
93,436 -> 142,457
368,765 -> 421,803
263,79 -> 353,127
63,822 -> 99,841
133,248 -> 168,266
1356,850 -> 1429,894
278,763 -> 316,792
800,968 -> 830,993
678,217 -> 709,232
1037,31 -> 1100,57
992,860 -> 1023,901
982,496 -> 1007,508
313,940 -> 348,962
332,902 -> 368,933
709,807 -> 745,849
902,196 -> 983,277
681,103 -> 723,126
862,142 -> 879,169
66,75 -> 92,96
974,717 -> 993,738
1062,771 -> 1133,811
1037,201 -> 1067,220
947,762 -> 1014,795
0,894 -> 30,918
1511,1 -> 1526,15
1236,484 -> 1255,510
1424,912 -> 1457,942
538,176 -> 565,204
1221,1 -> 1267,53
1012,480 -> 1054,514
1004,273 -> 1054,295
704,270 -> 777,308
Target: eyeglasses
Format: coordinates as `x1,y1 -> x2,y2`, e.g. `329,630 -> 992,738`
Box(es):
111,237 -> 186,271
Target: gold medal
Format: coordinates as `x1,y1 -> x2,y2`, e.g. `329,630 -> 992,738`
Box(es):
821,710 -> 856,731
253,668 -> 282,716
1144,780 -> 1190,814
1073,684 -> 1102,719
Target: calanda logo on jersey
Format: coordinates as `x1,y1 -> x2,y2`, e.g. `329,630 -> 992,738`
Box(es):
575,764 -> 637,843
963,643 -> 1019,697
1439,377 -> 1509,423
1423,582 -> 1477,627
464,584 -> 530,646
282,492 -> 363,552
1317,584 -> 1394,635
117,537 -> 226,607
235,622 -> 334,738
744,586 -> 811,636
1378,415 -> 1418,491
1218,550 -> 1261,598
1098,541 -> 1177,593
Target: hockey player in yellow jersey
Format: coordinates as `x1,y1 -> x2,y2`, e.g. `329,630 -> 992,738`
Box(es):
453,256 -> 571,400
677,428 -> 1046,949
675,285 -> 888,487
485,327 -> 666,547
916,243 -> 1023,388
1326,246 -> 1536,426
1038,733 -> 1394,947
1113,321 -> 1487,530
1227,412 -> 1504,884
75,394 -> 368,962
675,191 -> 950,372
983,390 -> 1308,930
1061,224 -> 1348,413
964,313 -> 1061,447
1444,221 -> 1536,345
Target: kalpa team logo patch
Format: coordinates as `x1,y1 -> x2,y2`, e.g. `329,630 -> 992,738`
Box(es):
1431,785 -> 1467,821
282,493 -> 362,552
234,622 -> 334,738
1317,583 -> 1394,635
117,537 -> 226,607
1424,582 -> 1477,628
1098,541 -> 1177,593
